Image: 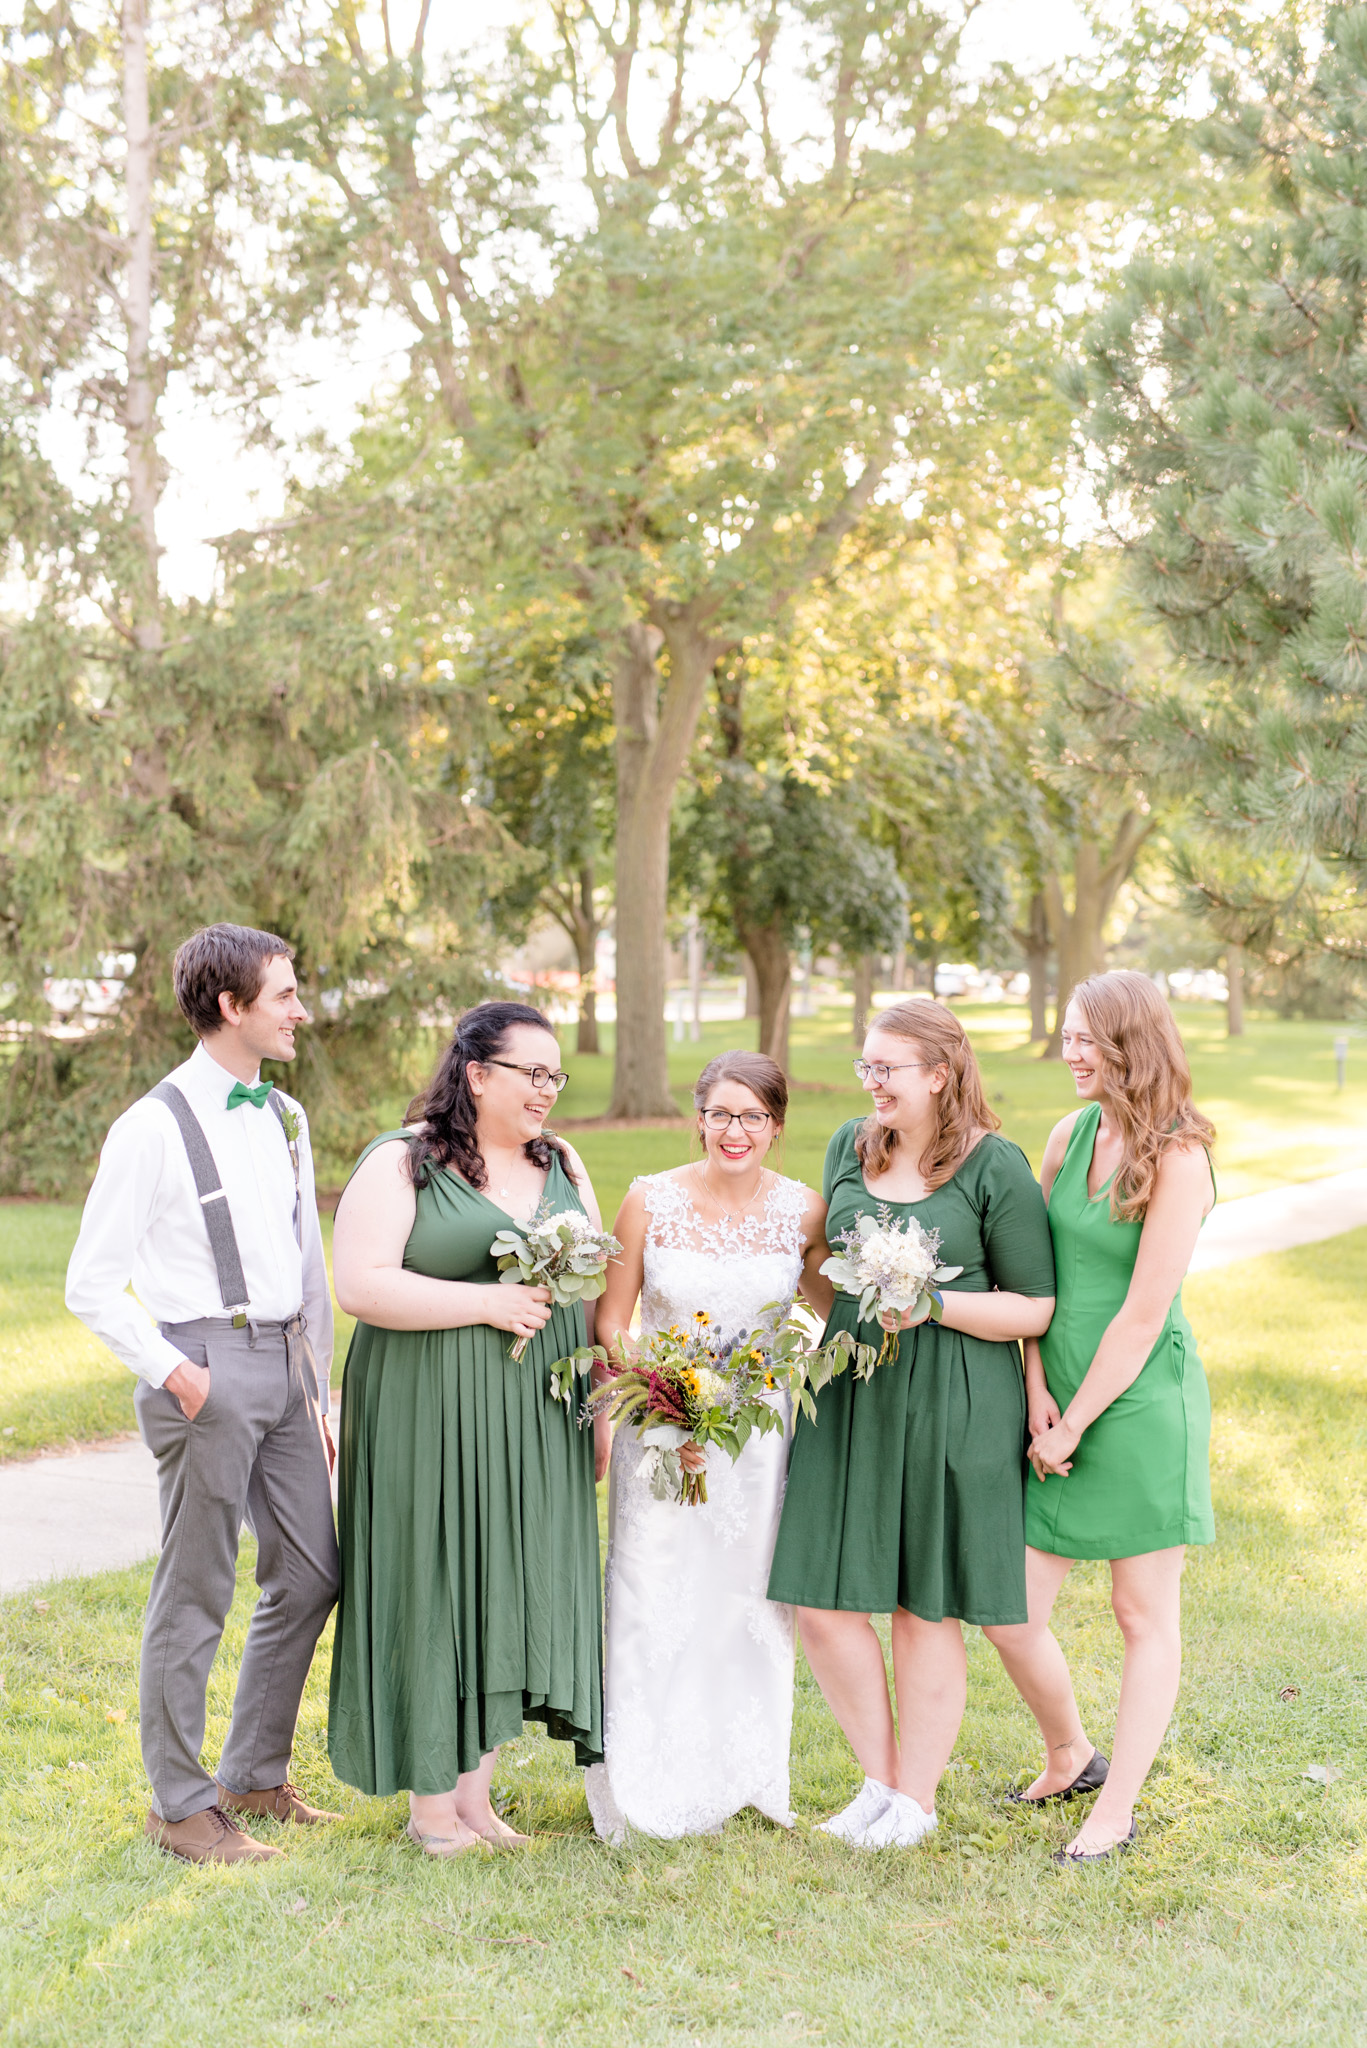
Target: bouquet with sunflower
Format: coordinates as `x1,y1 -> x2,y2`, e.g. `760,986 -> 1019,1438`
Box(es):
583,1306 -> 871,1506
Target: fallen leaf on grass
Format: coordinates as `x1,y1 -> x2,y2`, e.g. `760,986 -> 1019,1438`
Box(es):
105,1709 -> 127,1724
622,1968 -> 639,1983
286,1899 -> 308,1916
3,1426 -> 15,1436
1278,1686 -> 1300,1702
1304,1764 -> 1343,1786
33,1601 -> 49,1614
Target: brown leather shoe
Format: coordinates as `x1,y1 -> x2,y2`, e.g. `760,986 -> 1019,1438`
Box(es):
216,1780 -> 341,1825
145,1804 -> 282,1864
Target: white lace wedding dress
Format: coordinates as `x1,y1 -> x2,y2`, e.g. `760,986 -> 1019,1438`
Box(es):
585,1170 -> 805,1843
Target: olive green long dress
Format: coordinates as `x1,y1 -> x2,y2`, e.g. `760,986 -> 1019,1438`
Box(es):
767,1122 -> 1056,1626
328,1138 -> 603,1796
1025,1102 -> 1215,1561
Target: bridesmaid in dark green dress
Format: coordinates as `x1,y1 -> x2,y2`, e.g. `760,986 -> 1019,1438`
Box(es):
328,1002 -> 604,1857
989,972 -> 1215,1864
767,1001 -> 1056,1850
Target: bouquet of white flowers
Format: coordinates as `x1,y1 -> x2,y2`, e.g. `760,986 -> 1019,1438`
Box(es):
491,1204 -> 623,1363
820,1207 -> 962,1368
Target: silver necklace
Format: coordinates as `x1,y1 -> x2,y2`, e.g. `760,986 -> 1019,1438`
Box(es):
694,1160 -> 766,1223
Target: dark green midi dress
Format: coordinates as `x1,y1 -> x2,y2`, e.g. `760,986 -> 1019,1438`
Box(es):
328,1137 -> 603,1796
1025,1102 -> 1215,1562
767,1121 -> 1056,1626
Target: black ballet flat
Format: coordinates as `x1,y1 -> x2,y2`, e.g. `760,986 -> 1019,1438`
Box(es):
1051,1817 -> 1138,1866
1004,1749 -> 1109,1806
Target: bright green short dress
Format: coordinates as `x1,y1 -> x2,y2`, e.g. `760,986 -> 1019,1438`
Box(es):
767,1121 -> 1056,1626
328,1137 -> 603,1796
1025,1102 -> 1215,1562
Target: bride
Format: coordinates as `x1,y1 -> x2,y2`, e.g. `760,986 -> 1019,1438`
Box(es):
585,1050 -> 832,1842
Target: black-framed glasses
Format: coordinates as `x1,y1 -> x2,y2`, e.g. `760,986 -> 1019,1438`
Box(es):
702,1107 -> 772,1132
852,1059 -> 939,1085
484,1058 -> 569,1093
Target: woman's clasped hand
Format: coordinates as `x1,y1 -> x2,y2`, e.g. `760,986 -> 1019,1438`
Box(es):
320,974 -> 1215,1870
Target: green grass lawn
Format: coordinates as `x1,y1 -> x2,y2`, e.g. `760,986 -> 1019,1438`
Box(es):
5,1000 -> 1367,1461
1,1230 -> 1364,2043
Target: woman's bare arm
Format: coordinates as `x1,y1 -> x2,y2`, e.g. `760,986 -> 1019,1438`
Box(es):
938,1291 -> 1055,1341
1039,1112 -> 1081,1206
332,1139 -> 552,1340
1030,1142 -> 1214,1475
596,1185 -> 646,1363
560,1140 -> 603,1231
797,1189 -> 835,1318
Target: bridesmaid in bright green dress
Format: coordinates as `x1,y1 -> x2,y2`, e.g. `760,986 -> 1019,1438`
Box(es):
767,1001 -> 1056,1851
988,972 -> 1215,1865
328,1003 -> 604,1857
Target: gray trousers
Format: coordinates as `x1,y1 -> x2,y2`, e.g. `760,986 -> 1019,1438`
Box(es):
134,1315 -> 339,1822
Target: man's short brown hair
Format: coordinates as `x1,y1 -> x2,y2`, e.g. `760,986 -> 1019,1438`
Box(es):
172,924 -> 295,1038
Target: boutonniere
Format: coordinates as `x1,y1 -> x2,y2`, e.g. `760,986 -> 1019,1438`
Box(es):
280,1106 -> 301,1145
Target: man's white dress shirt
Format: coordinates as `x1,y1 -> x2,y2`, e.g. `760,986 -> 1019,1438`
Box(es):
65,1041 -> 334,1409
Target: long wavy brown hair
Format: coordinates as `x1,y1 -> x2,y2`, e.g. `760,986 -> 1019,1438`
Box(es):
1069,971 -> 1215,1221
855,1000 -> 1000,1188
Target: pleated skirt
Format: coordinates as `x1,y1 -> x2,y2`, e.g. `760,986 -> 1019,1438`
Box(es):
328,1304 -> 603,1795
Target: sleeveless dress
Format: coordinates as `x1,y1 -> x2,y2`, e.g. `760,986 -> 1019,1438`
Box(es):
328,1136 -> 603,1796
583,1171 -> 806,1843
767,1122 -> 1056,1626
1025,1102 -> 1216,1561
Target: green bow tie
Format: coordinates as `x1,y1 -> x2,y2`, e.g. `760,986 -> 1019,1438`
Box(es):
227,1080 -> 273,1111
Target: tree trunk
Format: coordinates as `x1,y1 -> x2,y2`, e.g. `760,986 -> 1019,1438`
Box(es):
121,0 -> 162,651
608,611 -> 729,1117
1226,942 -> 1245,1038
891,945 -> 906,993
742,920 -> 792,1074
1022,890 -> 1050,1042
1041,813 -> 1153,1056
852,952 -> 875,1046
573,865 -> 599,1055
744,955 -> 760,1019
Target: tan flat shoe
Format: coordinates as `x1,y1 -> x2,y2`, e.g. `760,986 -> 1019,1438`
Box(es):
469,1814 -> 531,1848
404,1817 -> 489,1859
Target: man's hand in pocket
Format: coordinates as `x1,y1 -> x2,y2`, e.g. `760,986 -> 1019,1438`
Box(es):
164,1359 -> 211,1421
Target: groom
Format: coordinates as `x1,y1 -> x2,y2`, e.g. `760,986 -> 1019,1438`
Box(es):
66,923 -> 339,1863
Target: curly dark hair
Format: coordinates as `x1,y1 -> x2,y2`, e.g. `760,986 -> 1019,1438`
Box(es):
404,1001 -> 576,1192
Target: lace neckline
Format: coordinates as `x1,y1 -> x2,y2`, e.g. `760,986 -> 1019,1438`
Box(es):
637,1168 -> 807,1261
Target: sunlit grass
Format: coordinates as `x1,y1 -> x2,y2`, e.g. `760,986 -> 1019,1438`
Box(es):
0,1231 -> 1364,2043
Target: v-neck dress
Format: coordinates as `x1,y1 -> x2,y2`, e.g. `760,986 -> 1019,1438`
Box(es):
767,1121 -> 1056,1625
328,1135 -> 603,1795
1025,1101 -> 1215,1561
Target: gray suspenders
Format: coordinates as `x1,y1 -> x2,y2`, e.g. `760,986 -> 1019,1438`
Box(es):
149,1081 -> 302,1328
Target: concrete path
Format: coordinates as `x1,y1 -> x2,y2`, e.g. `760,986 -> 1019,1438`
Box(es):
1186,1166 -> 1367,1271
0,1437 -> 161,1596
3,1169 -> 1366,1594
1,1407 -> 341,1598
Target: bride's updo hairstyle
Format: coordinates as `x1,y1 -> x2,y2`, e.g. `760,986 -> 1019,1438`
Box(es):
404,1000 -> 576,1192
855,1000 -> 999,1190
692,1051 -> 788,1135
1070,971 -> 1215,1222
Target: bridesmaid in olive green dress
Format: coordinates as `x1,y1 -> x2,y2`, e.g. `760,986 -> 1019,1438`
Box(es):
768,1001 -> 1056,1850
328,1003 -> 605,1857
988,972 -> 1215,1864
